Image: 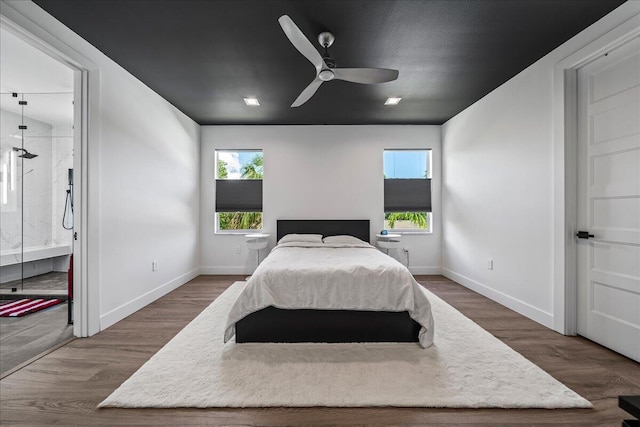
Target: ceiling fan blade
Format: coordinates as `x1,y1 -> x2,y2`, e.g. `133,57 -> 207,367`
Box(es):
291,77 -> 323,107
333,68 -> 399,84
278,15 -> 325,72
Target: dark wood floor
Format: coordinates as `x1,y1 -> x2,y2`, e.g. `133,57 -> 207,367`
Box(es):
1,275 -> 638,426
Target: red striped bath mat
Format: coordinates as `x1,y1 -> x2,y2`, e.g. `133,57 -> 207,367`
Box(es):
0,299 -> 63,317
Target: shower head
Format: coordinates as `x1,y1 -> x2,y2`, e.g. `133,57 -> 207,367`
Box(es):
12,147 -> 38,159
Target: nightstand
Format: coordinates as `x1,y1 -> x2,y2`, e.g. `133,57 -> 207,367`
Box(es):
375,233 -> 402,254
245,233 -> 269,278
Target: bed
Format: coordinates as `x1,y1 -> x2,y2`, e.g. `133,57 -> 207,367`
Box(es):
225,219 -> 434,347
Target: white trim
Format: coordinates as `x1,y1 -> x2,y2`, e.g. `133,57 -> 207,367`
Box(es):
552,12 -> 640,335
214,226 -> 264,235
99,268 -> 200,330
391,231 -> 433,235
200,266 -> 250,275
74,69 -> 86,336
409,266 -> 441,275
0,3 -> 99,70
85,67 -> 101,336
74,67 -> 90,337
443,268 -> 554,329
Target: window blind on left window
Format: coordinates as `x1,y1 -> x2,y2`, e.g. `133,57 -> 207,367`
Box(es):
215,179 -> 262,212
384,178 -> 431,212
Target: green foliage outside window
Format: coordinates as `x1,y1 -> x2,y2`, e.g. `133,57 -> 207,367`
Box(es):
217,154 -> 263,230
384,212 -> 428,229
218,159 -> 229,179
219,211 -> 263,230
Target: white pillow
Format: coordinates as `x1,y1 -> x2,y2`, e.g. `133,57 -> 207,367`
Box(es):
322,235 -> 365,244
278,234 -> 323,244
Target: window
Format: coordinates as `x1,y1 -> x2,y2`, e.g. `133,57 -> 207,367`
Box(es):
383,149 -> 432,232
215,150 -> 263,232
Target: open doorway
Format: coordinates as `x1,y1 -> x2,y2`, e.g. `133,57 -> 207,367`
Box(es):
0,25 -> 77,376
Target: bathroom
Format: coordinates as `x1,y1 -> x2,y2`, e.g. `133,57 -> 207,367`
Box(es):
0,25 -> 75,375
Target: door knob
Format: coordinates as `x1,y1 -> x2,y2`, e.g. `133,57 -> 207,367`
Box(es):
576,231 -> 594,239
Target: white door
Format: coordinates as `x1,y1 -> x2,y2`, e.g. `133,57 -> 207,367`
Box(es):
576,36 -> 640,363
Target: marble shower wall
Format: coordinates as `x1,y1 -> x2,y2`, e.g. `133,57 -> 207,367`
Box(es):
0,108 -> 73,254
52,125 -> 74,248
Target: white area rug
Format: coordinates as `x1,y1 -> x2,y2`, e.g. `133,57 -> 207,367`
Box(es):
99,282 -> 591,408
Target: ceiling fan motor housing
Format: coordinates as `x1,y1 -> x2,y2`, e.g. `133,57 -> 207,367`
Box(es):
323,55 -> 336,68
318,69 -> 335,81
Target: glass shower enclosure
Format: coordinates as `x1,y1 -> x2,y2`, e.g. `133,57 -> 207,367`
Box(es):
0,91 -> 74,301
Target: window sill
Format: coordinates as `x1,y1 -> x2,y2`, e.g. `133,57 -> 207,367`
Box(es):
387,230 -> 433,235
215,230 -> 264,235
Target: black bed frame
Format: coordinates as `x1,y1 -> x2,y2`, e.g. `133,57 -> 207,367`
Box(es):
275,219 -> 371,243
235,219 -> 420,344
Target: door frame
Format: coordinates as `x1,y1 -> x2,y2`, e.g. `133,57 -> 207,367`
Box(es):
552,14 -> 640,335
0,3 -> 101,337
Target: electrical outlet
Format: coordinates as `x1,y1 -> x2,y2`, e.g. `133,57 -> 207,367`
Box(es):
235,246 -> 241,254
152,261 -> 158,271
487,259 -> 493,270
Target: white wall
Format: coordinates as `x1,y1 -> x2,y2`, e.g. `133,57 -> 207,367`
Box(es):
97,71 -> 201,329
1,1 -> 202,332
201,125 -> 441,275
441,2 -> 640,329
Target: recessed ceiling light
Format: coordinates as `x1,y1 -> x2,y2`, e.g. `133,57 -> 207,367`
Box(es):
384,97 -> 402,105
243,97 -> 260,106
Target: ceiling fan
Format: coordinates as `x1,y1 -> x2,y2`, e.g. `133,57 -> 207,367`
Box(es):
278,15 -> 399,107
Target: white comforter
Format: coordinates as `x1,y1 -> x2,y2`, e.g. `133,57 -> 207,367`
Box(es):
223,242 -> 435,348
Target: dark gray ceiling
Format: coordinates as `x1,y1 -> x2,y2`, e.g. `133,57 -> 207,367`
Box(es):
33,0 -> 626,125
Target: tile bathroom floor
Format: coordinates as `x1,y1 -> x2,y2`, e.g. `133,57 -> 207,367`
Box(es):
0,272 -> 73,376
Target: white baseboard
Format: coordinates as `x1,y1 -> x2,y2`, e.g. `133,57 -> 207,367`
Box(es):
100,268 -> 200,330
442,268 -> 554,329
200,266 -> 249,275
409,266 -> 442,275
